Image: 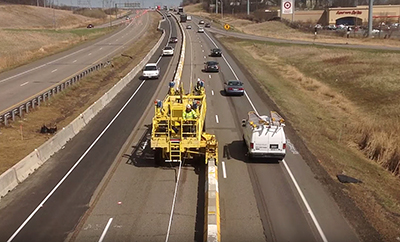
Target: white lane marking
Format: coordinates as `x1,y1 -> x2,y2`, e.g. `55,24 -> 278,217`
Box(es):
88,53 -> 92,56
204,56 -> 206,59
215,115 -> 219,123
51,69 -> 57,73
20,82 -> 29,87
73,60 -> 77,63
99,47 -> 103,50
201,45 -> 203,47
208,75 -> 211,79
282,160 -> 328,242
222,161 -> 227,178
98,218 -> 113,242
203,30 -> 327,242
156,55 -> 162,64
165,160 -> 182,242
202,49 -> 204,52
211,90 -> 214,95
6,80 -> 147,242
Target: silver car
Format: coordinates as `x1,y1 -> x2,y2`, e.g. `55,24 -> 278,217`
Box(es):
224,80 -> 244,95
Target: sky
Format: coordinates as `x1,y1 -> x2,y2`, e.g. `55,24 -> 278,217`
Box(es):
55,0 -> 182,8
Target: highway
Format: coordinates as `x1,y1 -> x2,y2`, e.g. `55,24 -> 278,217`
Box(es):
0,9 -> 149,113
0,11 -> 361,242
72,15 -> 360,242
0,11 -> 180,242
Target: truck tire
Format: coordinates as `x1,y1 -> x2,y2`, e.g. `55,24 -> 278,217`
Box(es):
154,148 -> 165,166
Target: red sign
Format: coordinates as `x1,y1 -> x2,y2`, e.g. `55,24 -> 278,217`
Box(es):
336,10 -> 362,15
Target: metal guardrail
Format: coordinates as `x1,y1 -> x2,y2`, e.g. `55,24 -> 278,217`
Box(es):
0,61 -> 111,126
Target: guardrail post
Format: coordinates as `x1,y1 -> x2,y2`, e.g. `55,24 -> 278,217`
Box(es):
11,109 -> 16,121
19,106 -> 23,118
37,96 -> 41,106
3,114 -> 8,126
26,103 -> 30,113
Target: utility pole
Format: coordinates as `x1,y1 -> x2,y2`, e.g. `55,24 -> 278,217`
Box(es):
216,0 -> 218,14
368,0 -> 373,37
221,0 -> 223,19
247,0 -> 249,15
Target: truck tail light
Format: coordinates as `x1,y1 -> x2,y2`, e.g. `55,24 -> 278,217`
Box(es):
283,143 -> 286,149
250,143 -> 254,149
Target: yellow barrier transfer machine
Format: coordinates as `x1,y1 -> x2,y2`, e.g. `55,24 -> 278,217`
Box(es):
151,80 -> 218,165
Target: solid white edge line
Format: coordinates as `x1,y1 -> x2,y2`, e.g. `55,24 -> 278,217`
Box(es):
98,218 -> 114,242
222,161 -> 227,178
204,30 -> 328,242
282,159 -> 328,242
165,160 -> 183,242
6,80 -> 147,242
215,114 -> 219,123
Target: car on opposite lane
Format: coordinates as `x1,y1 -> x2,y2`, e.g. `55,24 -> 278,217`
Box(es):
210,48 -> 222,57
162,46 -> 174,56
205,23 -> 211,28
198,27 -> 205,33
186,25 -> 192,29
204,61 -> 219,72
199,20 -> 205,24
224,80 -> 244,96
169,37 -> 178,43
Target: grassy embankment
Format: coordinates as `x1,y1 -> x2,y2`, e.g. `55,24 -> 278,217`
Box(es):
0,11 -> 161,173
220,37 -> 400,241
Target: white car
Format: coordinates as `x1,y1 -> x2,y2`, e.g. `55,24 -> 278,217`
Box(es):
142,63 -> 160,79
198,28 -> 204,33
187,15 -> 192,21
186,25 -> 192,29
162,46 -> 174,56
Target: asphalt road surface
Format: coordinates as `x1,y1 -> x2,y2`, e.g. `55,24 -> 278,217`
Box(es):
0,10 -> 149,113
185,17 -> 360,242
0,11 -> 180,242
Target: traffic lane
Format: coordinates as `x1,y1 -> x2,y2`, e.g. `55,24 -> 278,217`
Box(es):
0,19 -> 173,242
184,28 -> 266,241
74,40 -> 200,242
0,11 -> 152,112
202,30 -> 359,241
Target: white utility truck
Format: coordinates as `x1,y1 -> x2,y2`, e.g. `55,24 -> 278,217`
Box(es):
242,111 -> 286,159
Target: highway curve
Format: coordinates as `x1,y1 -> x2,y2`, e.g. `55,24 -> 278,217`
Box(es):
0,10 -> 148,113
0,11 -> 180,242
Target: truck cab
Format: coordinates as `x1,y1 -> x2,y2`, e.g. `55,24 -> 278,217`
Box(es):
242,111 -> 286,160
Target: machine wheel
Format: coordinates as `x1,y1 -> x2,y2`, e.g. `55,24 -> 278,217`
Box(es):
154,148 -> 165,166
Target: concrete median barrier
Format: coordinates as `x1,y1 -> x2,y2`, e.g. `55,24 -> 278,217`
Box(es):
0,16 -> 166,200
206,158 -> 221,242
13,150 -> 41,183
0,168 -> 18,198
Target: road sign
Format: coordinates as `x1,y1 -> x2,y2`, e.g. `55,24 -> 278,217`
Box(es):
282,0 -> 293,14
224,24 -> 230,30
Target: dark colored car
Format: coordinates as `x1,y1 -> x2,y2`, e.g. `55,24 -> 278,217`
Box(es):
204,61 -> 219,72
224,80 -> 244,95
87,24 -> 94,28
169,37 -> 178,43
210,48 -> 222,57
205,23 -> 211,28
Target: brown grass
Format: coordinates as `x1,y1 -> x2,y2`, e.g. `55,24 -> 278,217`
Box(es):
185,3 -> 400,48
0,4 -> 102,29
220,37 -> 400,241
0,28 -> 114,72
0,11 -> 161,173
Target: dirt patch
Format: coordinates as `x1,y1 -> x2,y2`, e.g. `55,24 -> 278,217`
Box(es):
219,37 -> 400,241
0,12 -> 161,174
